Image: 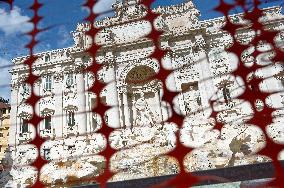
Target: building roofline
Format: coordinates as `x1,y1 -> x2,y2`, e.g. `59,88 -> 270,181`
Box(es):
200,6 -> 282,25
0,102 -> 10,109
11,46 -> 76,65
11,5 -> 283,64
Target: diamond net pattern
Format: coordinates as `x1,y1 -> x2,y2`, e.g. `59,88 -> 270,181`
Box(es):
1,0 -> 284,187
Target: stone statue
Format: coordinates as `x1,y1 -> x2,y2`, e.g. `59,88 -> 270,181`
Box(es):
134,97 -> 154,127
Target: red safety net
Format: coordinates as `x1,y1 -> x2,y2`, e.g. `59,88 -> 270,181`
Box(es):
0,0 -> 283,187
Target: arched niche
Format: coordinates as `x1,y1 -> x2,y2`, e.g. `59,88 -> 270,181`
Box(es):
119,58 -> 160,86
119,65 -> 163,129
125,65 -> 156,85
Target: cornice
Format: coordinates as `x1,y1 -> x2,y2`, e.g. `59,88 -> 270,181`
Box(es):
154,1 -> 197,15
12,47 -> 76,64
10,4 -> 284,75
200,6 -> 283,27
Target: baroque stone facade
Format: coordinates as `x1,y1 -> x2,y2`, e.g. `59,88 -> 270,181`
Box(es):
8,0 -> 284,187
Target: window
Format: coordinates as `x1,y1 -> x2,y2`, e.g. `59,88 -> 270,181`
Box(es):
92,113 -> 97,130
44,116 -> 51,130
222,86 -> 231,104
90,98 -> 97,109
43,148 -> 51,160
281,79 -> 284,88
181,81 -> 198,92
45,75 -> 52,92
90,96 -> 106,109
68,145 -> 75,154
19,151 -> 26,156
21,83 -> 29,97
21,119 -> 29,133
105,114 -> 109,124
45,55 -> 50,62
23,84 -> 29,94
82,56 -> 89,63
197,96 -> 202,106
212,49 -> 221,60
0,133 -> 3,137
100,96 -> 107,105
67,111 -> 75,127
68,145 -> 75,150
66,73 -> 74,88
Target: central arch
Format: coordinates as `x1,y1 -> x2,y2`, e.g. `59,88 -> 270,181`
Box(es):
125,65 -> 156,85
121,65 -> 162,129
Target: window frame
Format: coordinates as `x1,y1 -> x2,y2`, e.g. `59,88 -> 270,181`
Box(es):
280,79 -> 284,88
66,73 -> 75,88
20,119 -> 29,134
43,148 -> 51,160
45,55 -> 50,62
222,85 -> 232,104
92,113 -> 97,131
67,111 -> 75,127
44,75 -> 52,92
44,116 -> 52,130
21,83 -> 29,97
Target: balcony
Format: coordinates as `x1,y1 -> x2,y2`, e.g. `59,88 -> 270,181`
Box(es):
40,128 -> 55,139
18,132 -> 32,144
63,87 -> 77,97
42,89 -> 54,98
66,125 -> 79,137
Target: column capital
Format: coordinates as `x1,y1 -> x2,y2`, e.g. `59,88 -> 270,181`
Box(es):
74,57 -> 90,70
11,82 -> 20,90
54,72 -> 64,83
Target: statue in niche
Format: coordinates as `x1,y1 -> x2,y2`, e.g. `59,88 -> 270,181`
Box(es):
134,97 -> 155,127
181,81 -> 202,114
73,32 -> 84,48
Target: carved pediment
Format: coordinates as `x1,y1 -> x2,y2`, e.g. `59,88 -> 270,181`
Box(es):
41,108 -> 55,117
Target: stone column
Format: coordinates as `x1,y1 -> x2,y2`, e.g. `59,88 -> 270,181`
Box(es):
198,49 -> 215,117
127,92 -> 134,129
9,84 -> 19,148
157,87 -> 164,123
122,92 -> 131,128
119,92 -> 125,128
75,58 -> 87,135
33,80 -> 41,136
54,72 -> 63,138
131,93 -> 137,128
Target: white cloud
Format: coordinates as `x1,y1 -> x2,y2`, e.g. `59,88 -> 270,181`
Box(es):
57,26 -> 72,47
81,0 -> 122,20
0,6 -> 32,36
92,0 -> 119,20
93,0 -> 117,14
0,57 -> 11,100
34,42 -> 52,54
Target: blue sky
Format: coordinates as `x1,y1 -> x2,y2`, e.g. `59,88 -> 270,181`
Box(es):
0,0 -> 283,100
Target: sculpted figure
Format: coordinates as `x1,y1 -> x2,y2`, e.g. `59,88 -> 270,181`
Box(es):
134,97 -> 154,127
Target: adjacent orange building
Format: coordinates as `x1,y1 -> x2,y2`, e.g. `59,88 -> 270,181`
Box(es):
0,101 -> 10,163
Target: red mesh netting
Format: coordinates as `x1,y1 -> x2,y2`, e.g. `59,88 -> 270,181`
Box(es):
1,0 -> 284,187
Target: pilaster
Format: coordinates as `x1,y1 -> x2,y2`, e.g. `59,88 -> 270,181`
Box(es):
75,58 -> 87,135
53,71 -> 64,138
9,84 -> 19,149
